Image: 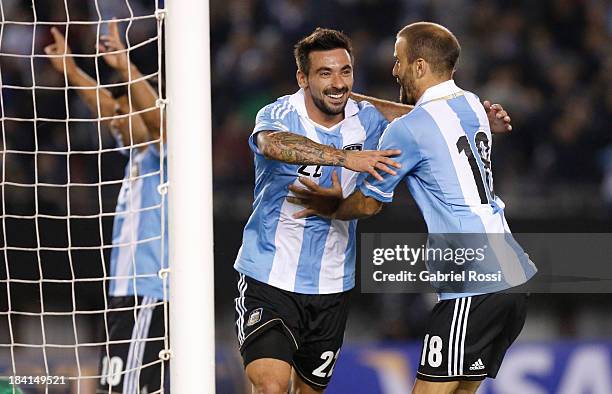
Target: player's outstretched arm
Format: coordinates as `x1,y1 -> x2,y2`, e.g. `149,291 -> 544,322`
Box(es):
44,27 -> 116,121
350,92 -> 413,122
351,92 -> 513,133
257,131 -> 401,181
287,172 -> 383,220
99,19 -> 162,140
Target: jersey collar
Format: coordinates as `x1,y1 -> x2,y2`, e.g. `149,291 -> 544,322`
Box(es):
415,79 -> 463,107
289,88 -> 359,131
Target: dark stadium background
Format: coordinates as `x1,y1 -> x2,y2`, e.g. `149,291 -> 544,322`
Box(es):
0,0 -> 611,392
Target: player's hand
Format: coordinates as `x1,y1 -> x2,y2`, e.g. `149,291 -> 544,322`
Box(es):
287,171 -> 343,219
344,149 -> 401,181
484,101 -> 512,134
44,27 -> 77,75
99,19 -> 129,71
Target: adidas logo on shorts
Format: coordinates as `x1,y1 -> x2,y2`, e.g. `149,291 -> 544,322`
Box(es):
469,358 -> 485,371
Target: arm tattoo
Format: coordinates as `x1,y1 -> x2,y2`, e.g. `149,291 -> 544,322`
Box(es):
260,131 -> 346,166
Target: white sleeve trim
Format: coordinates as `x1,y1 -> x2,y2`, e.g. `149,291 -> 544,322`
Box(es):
364,180 -> 394,198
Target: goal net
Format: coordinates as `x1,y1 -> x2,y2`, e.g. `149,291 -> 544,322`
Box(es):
0,0 -> 172,392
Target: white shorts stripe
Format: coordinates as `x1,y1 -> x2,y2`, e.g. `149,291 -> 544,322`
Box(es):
131,300 -> 154,393
447,299 -> 459,376
453,297 -> 466,376
235,274 -> 247,345
123,296 -> 155,394
459,297 -> 472,375
240,277 -> 248,345
235,275 -> 243,343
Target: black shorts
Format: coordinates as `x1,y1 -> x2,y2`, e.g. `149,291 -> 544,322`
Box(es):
234,273 -> 351,390
97,296 -> 169,394
417,292 -> 528,382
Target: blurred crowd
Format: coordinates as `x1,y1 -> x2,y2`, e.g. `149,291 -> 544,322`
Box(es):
0,0 -> 610,219
0,0 -> 160,218
210,0 -> 612,217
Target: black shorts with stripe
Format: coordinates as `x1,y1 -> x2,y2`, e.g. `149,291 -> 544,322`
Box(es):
417,292 -> 528,382
234,273 -> 351,390
96,296 -> 169,394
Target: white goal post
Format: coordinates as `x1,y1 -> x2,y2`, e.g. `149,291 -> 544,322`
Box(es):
166,0 -> 216,392
0,0 -> 215,392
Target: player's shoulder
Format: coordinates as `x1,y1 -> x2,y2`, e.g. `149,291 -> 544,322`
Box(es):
393,106 -> 428,131
462,90 -> 489,116
354,99 -> 384,118
379,107 -> 435,147
256,94 -> 295,122
355,99 -> 375,111
378,112 -> 417,142
353,100 -> 388,137
462,89 -> 481,102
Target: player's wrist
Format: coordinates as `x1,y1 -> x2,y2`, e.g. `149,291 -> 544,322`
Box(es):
337,150 -> 348,168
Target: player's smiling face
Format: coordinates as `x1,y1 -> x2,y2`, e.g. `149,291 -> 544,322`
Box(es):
298,48 -> 353,118
393,37 -> 418,105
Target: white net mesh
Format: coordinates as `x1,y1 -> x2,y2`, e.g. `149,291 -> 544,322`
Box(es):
0,0 -> 168,392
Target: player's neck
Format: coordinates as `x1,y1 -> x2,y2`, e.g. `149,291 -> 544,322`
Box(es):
304,93 -> 344,128
415,77 -> 453,104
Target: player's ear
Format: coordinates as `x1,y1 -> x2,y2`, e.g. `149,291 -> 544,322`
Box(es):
415,58 -> 426,79
296,69 -> 308,89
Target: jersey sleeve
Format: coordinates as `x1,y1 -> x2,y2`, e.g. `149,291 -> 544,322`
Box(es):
249,102 -> 291,155
358,118 -> 422,203
359,102 -> 390,150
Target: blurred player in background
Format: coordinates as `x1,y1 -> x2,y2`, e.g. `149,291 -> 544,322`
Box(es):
45,20 -> 169,394
288,22 -> 536,394
234,27 -> 513,393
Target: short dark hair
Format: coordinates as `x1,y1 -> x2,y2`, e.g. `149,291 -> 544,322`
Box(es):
294,28 -> 353,75
397,22 -> 460,75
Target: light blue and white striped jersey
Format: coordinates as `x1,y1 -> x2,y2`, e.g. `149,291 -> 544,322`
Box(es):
109,145 -> 168,299
234,89 -> 388,294
359,80 -> 537,300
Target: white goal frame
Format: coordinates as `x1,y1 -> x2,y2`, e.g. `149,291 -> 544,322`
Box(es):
165,0 -> 215,392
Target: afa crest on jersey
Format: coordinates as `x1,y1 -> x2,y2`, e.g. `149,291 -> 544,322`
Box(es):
343,143 -> 363,151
